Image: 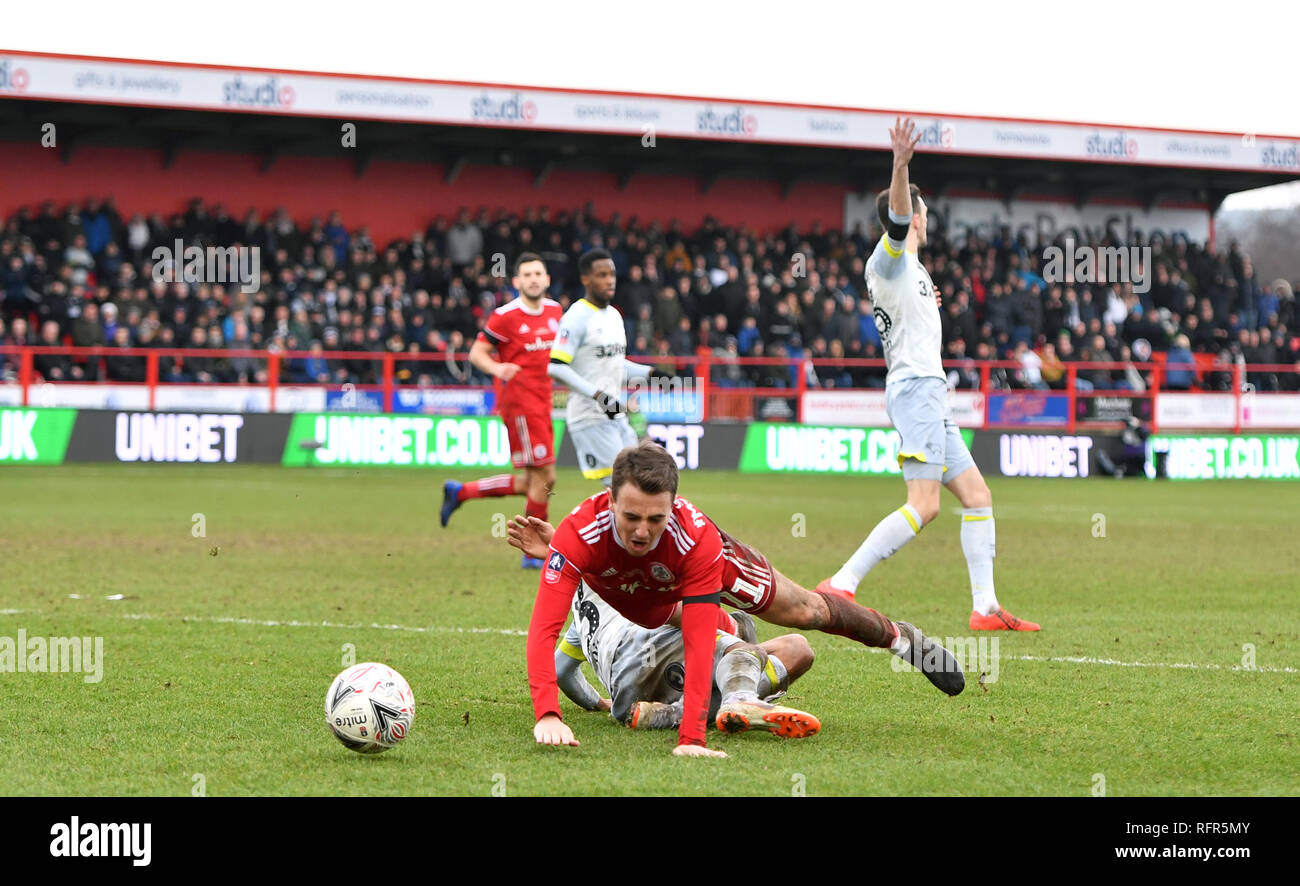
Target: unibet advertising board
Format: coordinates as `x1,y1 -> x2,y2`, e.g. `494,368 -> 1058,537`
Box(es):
1146,435 -> 1300,480
282,413 -> 566,468
738,423 -> 974,474
0,408 -> 76,464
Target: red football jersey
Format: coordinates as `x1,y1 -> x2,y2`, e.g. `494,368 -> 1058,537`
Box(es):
478,297 -> 562,415
526,490 -> 725,747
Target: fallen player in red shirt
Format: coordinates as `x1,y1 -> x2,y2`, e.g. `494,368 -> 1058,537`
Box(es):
519,440 -> 963,758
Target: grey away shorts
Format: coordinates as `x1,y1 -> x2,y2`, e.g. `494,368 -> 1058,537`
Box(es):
569,417 -> 638,482
606,627 -> 745,724
885,376 -> 977,484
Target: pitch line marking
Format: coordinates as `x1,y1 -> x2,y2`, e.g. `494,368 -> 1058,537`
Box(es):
1010,653 -> 1297,674
0,610 -> 1294,673
830,644 -> 1298,674
120,611 -> 531,637
0,608 -> 528,637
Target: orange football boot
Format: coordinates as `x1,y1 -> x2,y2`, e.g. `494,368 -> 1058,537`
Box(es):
815,577 -> 855,602
969,608 -> 1041,631
716,700 -> 821,738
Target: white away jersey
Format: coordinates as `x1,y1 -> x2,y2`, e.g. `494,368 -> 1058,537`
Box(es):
560,581 -> 744,710
550,298 -> 627,427
866,236 -> 945,386
564,581 -> 643,695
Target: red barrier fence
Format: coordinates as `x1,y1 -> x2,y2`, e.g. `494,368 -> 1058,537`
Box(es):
2,345 -> 1298,432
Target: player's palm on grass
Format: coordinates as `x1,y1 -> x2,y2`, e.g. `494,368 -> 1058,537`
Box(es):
534,714 -> 579,747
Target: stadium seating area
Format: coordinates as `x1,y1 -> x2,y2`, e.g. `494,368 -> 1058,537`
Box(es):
2,198 -> 1298,391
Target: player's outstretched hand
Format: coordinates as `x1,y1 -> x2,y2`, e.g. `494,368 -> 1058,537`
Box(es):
889,116 -> 920,165
672,744 -> 728,759
596,698 -> 612,713
534,714 -> 579,747
495,362 -> 522,382
507,515 -> 555,559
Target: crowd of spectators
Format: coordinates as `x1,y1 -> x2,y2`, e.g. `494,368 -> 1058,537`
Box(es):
1,197 -> 1297,392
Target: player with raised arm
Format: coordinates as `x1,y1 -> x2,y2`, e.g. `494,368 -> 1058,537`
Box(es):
546,248 -> 652,484
441,253 -> 562,569
816,118 -> 1040,631
509,520 -> 821,738
525,441 -> 963,758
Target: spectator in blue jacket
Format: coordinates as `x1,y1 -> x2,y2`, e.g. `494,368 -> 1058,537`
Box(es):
785,334 -> 806,388
296,339 -> 330,384
2,255 -> 29,312
736,315 -> 760,356
1164,334 -> 1195,390
325,211 -> 350,265
858,298 -> 881,347
83,199 -> 113,256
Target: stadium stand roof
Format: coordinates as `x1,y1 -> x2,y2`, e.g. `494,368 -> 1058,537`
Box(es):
1,50 -> 1297,213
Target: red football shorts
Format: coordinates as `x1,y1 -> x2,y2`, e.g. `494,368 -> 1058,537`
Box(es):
504,411 -> 555,468
717,528 -> 776,614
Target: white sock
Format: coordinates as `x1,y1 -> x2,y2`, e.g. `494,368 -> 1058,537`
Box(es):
962,507 -> 999,614
830,504 -> 922,593
716,648 -> 763,704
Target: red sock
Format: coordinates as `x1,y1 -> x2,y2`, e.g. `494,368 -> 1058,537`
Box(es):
525,497 -> 548,522
715,610 -> 740,635
457,475 -> 518,502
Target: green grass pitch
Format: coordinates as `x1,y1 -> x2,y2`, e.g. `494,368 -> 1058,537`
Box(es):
0,464 -> 1296,796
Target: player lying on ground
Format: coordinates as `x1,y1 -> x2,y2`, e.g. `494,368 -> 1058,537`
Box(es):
521,440 -> 963,758
441,253 -> 563,568
510,523 -> 821,738
818,117 -> 1040,631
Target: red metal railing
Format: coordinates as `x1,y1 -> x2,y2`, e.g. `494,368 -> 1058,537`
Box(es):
2,345 -> 1297,429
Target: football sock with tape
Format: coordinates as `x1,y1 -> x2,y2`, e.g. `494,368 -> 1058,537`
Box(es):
756,653 -> 789,697
962,507 -> 999,615
829,504 -> 923,592
715,610 -> 740,635
814,592 -> 899,648
716,647 -> 765,703
458,474 -> 520,501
